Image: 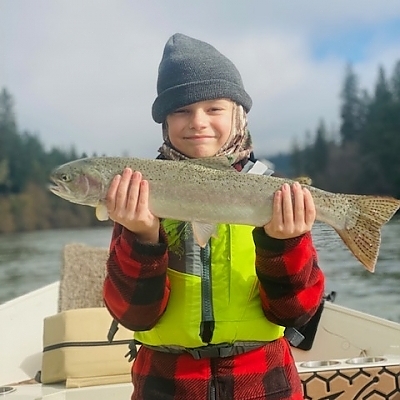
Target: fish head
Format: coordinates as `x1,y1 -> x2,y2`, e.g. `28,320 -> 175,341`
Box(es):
49,159 -> 105,207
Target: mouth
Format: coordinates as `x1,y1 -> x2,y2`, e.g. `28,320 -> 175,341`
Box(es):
48,178 -> 72,199
48,177 -> 60,192
185,136 -> 215,140
48,181 -> 60,193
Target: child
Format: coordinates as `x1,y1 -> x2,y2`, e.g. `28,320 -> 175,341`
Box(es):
103,33 -> 325,400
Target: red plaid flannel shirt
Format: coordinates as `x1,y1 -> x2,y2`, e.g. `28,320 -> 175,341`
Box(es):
103,221 -> 324,400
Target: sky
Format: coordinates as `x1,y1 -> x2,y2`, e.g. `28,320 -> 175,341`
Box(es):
1,0 -> 400,159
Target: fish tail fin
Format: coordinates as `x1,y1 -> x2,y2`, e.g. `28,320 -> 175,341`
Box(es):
334,196 -> 400,272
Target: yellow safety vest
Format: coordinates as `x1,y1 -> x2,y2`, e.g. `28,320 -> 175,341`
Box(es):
134,220 -> 285,348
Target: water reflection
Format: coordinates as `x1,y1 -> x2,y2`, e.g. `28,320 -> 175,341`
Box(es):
312,218 -> 400,322
0,227 -> 113,304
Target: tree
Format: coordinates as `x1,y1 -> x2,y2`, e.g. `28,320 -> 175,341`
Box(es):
358,66 -> 399,196
313,119 -> 329,173
290,139 -> 304,177
0,87 -> 108,233
0,88 -> 17,132
388,62 -> 400,197
339,64 -> 366,144
0,88 -> 20,193
391,60 -> 400,103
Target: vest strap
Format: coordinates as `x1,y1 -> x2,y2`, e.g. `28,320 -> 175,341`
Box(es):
142,341 -> 270,359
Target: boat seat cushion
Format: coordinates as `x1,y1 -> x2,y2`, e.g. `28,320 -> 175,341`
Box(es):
58,243 -> 109,312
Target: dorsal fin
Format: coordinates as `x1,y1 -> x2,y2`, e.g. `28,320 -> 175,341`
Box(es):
294,176 -> 313,185
182,156 -> 235,171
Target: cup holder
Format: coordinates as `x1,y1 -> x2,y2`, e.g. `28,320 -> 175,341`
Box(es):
300,360 -> 341,368
345,356 -> 387,365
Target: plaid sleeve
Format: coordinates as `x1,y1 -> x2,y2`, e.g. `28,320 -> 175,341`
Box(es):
253,228 -> 325,328
103,223 -> 171,331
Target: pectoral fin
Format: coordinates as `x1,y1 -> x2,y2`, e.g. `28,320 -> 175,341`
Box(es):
192,222 -> 218,247
95,204 -> 109,221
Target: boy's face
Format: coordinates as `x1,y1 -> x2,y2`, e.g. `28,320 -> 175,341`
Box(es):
165,99 -> 233,158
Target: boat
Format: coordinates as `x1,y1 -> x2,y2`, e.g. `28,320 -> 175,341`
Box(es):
1,243 -> 400,399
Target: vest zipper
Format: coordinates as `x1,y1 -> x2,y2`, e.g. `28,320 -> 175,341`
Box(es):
210,358 -> 219,400
200,243 -> 215,343
209,379 -> 217,400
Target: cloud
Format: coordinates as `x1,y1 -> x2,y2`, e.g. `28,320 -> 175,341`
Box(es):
1,0 -> 400,158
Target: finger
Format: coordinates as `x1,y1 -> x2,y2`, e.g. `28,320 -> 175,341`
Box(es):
292,182 -> 305,224
125,171 -> 142,214
303,188 -> 316,225
114,168 -> 133,211
272,189 -> 283,226
136,179 -> 150,216
106,174 -> 121,212
281,183 -> 293,226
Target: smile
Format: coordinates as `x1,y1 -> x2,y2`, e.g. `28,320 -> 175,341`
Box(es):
185,136 -> 215,140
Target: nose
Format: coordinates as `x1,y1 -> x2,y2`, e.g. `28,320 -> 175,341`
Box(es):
189,108 -> 207,130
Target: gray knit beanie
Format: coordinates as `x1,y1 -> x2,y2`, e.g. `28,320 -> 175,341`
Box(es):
152,33 -> 252,123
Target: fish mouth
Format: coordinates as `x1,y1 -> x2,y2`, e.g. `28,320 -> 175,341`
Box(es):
48,178 -> 75,201
48,177 -> 62,193
48,182 -> 61,194
48,175 -> 95,206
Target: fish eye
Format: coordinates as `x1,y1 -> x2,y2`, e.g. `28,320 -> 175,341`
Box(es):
61,174 -> 70,182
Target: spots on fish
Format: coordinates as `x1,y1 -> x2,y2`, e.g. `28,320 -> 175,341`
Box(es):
50,156 -> 400,272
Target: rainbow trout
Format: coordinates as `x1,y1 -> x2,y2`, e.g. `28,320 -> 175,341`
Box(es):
49,156 -> 400,272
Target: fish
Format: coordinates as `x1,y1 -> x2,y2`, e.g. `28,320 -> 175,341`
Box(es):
49,156 -> 400,273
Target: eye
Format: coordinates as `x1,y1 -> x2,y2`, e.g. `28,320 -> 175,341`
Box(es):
61,174 -> 71,182
173,108 -> 188,114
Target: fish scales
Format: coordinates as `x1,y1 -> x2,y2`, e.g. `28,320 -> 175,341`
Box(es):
49,156 -> 400,272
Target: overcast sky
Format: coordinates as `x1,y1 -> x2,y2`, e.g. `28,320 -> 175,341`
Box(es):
2,0 -> 400,159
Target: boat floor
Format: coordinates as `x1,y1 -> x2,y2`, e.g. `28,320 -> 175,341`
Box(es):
1,382 -> 132,399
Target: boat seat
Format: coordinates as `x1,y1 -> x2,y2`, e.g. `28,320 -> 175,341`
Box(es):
58,243 -> 109,312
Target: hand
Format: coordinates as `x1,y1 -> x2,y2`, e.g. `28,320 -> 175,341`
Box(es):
106,168 -> 160,243
263,182 -> 316,239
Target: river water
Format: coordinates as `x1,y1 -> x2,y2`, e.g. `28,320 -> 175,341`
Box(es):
1,220 -> 400,322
